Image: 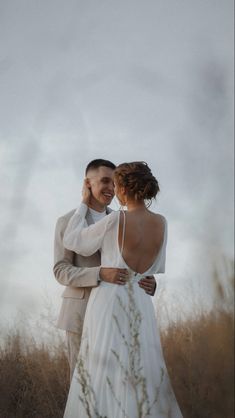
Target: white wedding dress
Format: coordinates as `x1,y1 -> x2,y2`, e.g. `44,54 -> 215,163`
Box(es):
63,204 -> 183,418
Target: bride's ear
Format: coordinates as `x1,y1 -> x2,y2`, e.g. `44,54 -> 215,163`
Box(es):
120,187 -> 127,205
120,186 -> 126,195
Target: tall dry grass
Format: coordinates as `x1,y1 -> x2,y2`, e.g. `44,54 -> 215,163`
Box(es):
0,262 -> 234,417
0,332 -> 69,418
162,310 -> 234,418
161,259 -> 234,418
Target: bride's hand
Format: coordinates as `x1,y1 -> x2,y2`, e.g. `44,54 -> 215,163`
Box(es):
82,178 -> 92,205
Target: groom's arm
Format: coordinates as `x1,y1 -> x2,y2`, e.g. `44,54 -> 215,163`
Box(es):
54,214 -> 156,291
53,216 -> 100,288
53,216 -> 128,288
100,268 -> 157,295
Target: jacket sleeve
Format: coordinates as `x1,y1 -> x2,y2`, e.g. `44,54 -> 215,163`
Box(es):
53,216 -> 100,288
63,203 -> 114,256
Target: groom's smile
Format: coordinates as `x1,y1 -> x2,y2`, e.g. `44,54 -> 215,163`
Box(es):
86,166 -> 115,211
102,191 -> 113,201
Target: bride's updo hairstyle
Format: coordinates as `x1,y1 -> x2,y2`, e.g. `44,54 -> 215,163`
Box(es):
114,161 -> 160,203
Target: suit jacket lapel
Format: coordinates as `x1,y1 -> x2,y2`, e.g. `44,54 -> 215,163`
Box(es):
86,210 -> 94,226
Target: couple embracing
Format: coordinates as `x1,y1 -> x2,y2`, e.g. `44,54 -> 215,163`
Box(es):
54,159 -> 183,417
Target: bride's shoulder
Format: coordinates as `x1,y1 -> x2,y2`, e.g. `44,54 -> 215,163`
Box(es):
149,213 -> 167,234
105,210 -> 119,224
107,209 -> 119,218
158,214 -> 167,224
150,211 -> 167,223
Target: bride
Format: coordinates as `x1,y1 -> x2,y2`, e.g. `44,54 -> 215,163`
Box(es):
63,162 -> 183,418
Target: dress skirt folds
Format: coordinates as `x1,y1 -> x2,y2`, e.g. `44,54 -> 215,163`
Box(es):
63,205 -> 183,417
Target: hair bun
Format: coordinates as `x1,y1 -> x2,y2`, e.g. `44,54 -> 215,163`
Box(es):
114,162 -> 160,202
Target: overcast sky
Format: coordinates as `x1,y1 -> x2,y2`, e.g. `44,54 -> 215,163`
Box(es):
0,0 -> 234,331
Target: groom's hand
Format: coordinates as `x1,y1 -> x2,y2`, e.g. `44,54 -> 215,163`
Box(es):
138,276 -> 156,296
99,267 -> 129,285
82,179 -> 92,205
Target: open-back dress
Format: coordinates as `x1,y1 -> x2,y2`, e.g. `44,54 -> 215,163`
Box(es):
63,203 -> 183,418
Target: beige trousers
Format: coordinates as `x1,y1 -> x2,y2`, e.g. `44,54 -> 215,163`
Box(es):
66,331 -> 81,382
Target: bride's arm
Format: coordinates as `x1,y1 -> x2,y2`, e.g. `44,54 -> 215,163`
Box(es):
63,203 -> 114,256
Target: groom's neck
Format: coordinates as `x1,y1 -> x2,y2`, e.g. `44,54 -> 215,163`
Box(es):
88,198 -> 106,213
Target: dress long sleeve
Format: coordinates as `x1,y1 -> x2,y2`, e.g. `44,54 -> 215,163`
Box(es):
63,203 -> 113,256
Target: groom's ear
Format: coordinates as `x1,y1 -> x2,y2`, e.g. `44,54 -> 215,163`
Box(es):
85,177 -> 91,189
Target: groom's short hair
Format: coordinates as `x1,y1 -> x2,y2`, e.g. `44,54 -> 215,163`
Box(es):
85,159 -> 116,175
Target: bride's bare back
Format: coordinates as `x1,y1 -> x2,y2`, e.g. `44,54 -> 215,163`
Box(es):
118,210 -> 165,274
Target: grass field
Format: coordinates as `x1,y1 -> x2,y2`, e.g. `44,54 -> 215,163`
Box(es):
0,265 -> 233,418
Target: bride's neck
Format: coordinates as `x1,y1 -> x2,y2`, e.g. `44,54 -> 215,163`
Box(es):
126,200 -> 146,212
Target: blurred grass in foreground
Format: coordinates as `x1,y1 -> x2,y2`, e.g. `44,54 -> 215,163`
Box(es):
0,261 -> 233,418
0,333 -> 69,418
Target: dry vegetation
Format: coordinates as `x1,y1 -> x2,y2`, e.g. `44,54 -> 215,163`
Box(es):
162,310 -> 234,418
0,264 -> 234,418
0,333 -> 69,418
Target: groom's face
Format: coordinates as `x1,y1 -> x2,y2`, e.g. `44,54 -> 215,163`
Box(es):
86,166 -> 115,208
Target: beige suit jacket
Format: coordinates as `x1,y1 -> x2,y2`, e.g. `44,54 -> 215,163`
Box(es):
53,207 -> 112,333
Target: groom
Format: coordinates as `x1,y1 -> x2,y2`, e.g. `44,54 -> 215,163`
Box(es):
53,159 -> 157,379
